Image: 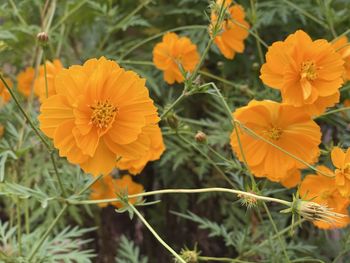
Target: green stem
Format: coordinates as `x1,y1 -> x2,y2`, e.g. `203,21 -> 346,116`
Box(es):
282,0 -> 328,28
77,174 -> 103,195
16,199 -> 22,256
199,256 -> 252,262
263,203 -> 291,263
0,75 -> 51,150
316,107 -> 350,119
51,0 -> 89,32
68,187 -> 292,207
128,203 -> 186,263
42,52 -> 49,99
119,60 -> 154,66
160,91 -> 187,119
8,0 -> 27,26
119,25 -> 207,59
98,0 -> 152,51
50,152 -> 66,196
332,29 -> 350,43
249,0 -> 265,64
27,204 -> 68,262
177,133 -> 237,188
25,199 -> 30,235
190,39 -> 214,81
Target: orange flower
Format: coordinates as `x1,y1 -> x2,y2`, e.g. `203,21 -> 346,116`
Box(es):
260,30 -> 344,116
331,147 -> 350,197
90,174 -> 144,208
39,57 -> 161,176
153,32 -> 200,84
0,77 -> 12,106
280,169 -> 301,189
117,125 -> 165,174
332,36 -> 350,81
34,59 -> 64,101
300,166 -> 350,229
17,67 -> 35,97
230,100 -> 321,183
211,0 -> 250,59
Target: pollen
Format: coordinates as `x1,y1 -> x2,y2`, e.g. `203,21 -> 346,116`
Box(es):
263,126 -> 283,141
90,100 -> 117,129
301,60 -> 318,81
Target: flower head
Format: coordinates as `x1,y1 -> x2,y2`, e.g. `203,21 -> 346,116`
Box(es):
332,36 -> 350,81
90,174 -> 144,208
210,0 -> 250,59
331,147 -> 350,197
0,76 -> 12,106
260,30 -> 344,116
299,166 -> 350,229
17,67 -> 35,97
34,59 -> 64,101
39,57 -> 162,176
153,32 -> 200,84
230,100 -> 321,183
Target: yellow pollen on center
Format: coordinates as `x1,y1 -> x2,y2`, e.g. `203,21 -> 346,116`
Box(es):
263,127 -> 283,141
90,100 -> 117,129
301,60 -> 318,81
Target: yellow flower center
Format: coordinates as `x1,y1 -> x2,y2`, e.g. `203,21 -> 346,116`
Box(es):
301,60 -> 318,81
90,100 -> 117,129
263,126 -> 283,141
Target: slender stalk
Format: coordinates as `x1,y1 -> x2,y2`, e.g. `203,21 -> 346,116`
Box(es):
68,187 -> 292,207
119,25 -> 207,59
249,0 -> 265,64
263,203 -> 290,263
77,174 -> 103,195
119,60 -> 154,66
8,0 -> 27,26
42,52 -> 49,98
16,199 -> 22,256
25,199 -> 30,235
177,133 -> 237,188
316,107 -> 350,119
199,256 -> 252,262
27,204 -> 68,261
332,29 -> 350,43
282,0 -> 328,28
128,203 -> 186,263
98,0 -> 152,51
190,39 -> 214,81
50,153 -> 66,196
0,75 -> 51,150
160,92 -> 187,119
51,0 -> 89,32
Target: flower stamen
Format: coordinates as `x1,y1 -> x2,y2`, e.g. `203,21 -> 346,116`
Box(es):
301,60 -> 318,81
90,100 -> 117,129
263,126 -> 283,141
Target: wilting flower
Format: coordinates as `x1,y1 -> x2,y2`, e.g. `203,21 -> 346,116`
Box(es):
117,125 -> 165,175
34,59 -> 64,101
230,100 -> 321,183
90,174 -> 144,208
331,147 -> 350,197
210,0 -> 250,59
332,36 -> 350,81
39,57 -> 162,176
0,76 -> 12,106
260,30 -> 344,116
153,32 -> 200,84
300,166 -> 350,229
17,67 -> 35,97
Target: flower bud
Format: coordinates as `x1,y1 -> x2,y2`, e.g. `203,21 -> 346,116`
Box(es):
37,32 -> 49,44
166,114 -> 179,129
195,131 -> 207,143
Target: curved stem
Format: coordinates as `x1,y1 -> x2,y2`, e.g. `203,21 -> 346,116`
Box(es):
160,92 -> 187,119
68,187 -> 292,207
128,203 -> 186,263
316,107 -> 350,119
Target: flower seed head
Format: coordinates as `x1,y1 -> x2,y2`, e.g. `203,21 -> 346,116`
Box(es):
37,32 -> 49,44
195,131 -> 207,143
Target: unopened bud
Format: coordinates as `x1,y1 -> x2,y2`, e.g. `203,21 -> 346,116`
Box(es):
175,249 -> 199,263
37,32 -> 49,44
166,115 -> 178,129
195,131 -> 207,143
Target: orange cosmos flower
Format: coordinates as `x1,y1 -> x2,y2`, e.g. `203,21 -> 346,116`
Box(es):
260,30 -> 344,116
17,67 -> 35,97
0,77 -> 12,106
300,166 -> 350,229
332,36 -> 350,81
210,0 -> 250,59
331,147 -> 350,197
39,57 -> 161,176
230,100 -> 321,183
34,59 -> 64,101
90,174 -> 144,208
117,125 -> 165,175
153,32 -> 200,84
